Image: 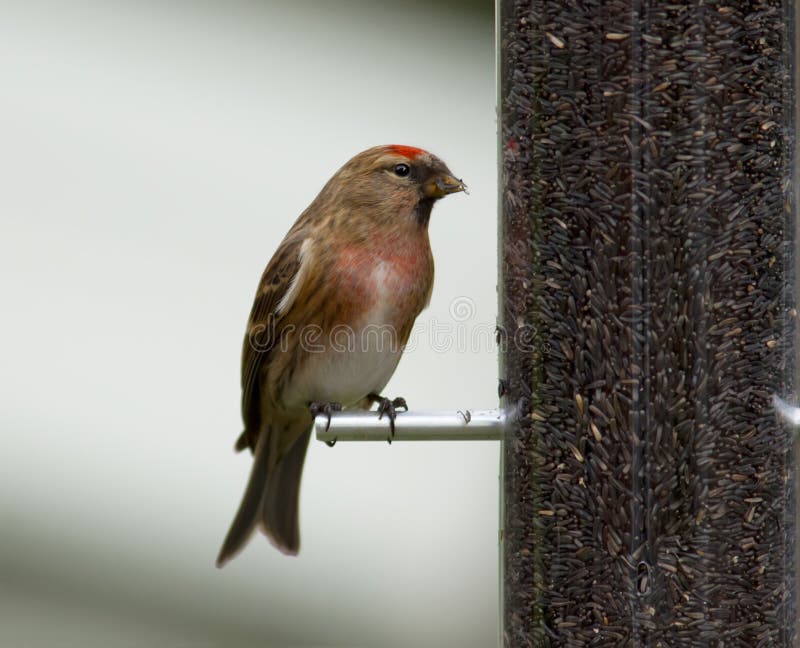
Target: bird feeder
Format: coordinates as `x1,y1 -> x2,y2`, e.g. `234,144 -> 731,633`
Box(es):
498,0 -> 798,645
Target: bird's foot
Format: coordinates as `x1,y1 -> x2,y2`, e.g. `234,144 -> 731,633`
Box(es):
368,393 -> 408,444
308,401 -> 343,446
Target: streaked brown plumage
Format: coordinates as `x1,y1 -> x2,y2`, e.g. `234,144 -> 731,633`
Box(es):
216,145 -> 465,566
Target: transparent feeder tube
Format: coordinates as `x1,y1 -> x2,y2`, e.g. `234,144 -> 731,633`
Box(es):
499,1 -> 798,645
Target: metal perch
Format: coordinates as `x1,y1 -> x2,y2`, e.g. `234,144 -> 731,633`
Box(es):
314,409 -> 506,443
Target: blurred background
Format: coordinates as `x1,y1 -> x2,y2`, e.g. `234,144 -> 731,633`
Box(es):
0,1 -> 497,647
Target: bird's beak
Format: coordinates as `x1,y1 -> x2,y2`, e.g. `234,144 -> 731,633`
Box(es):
423,173 -> 468,199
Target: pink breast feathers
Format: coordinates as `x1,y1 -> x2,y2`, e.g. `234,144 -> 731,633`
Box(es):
334,243 -> 429,324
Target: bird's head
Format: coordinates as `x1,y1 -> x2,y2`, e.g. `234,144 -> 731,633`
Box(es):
318,145 -> 466,229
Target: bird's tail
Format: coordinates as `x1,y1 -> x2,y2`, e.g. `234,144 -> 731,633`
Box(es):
262,428 -> 311,555
216,420 -> 311,567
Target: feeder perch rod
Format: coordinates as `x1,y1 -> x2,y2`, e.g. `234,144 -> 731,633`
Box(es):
314,409 -> 506,443
773,395 -> 800,427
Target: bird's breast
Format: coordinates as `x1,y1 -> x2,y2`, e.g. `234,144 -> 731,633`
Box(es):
332,240 -> 434,329
279,238 -> 433,410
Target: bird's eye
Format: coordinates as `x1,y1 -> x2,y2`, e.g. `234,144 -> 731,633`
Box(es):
393,163 -> 411,177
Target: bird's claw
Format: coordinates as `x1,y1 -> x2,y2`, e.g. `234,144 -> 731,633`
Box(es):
373,396 -> 407,444
308,401 -> 343,432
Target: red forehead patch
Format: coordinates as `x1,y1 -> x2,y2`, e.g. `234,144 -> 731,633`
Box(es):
388,144 -> 426,160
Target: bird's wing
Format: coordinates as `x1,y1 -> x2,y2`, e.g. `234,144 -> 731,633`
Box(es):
239,229 -> 313,452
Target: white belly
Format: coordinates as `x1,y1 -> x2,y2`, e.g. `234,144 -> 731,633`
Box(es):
292,325 -> 403,406
283,260 -> 408,408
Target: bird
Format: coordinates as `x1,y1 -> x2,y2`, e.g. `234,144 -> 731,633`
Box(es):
216,144 -> 466,567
